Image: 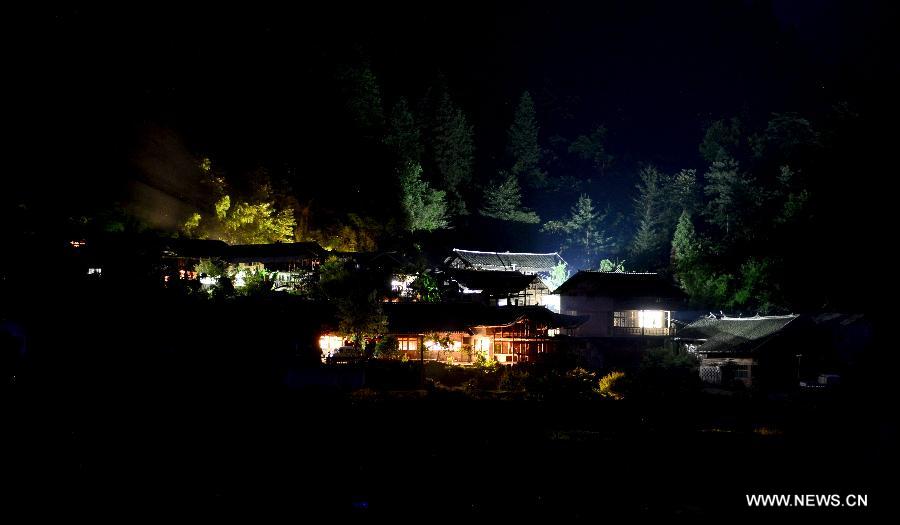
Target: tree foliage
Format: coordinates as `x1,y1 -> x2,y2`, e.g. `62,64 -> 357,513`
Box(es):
542,194 -> 613,269
598,258 -> 625,272
547,262 -> 569,290
508,91 -> 546,188
386,97 -> 422,165
399,163 -> 448,233
480,171 -> 540,223
569,125 -> 614,176
432,91 -> 474,215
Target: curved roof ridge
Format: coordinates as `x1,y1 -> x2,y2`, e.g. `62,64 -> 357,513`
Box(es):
453,248 -> 562,256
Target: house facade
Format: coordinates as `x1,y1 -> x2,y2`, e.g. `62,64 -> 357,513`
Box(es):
445,269 -> 550,308
554,271 -> 685,338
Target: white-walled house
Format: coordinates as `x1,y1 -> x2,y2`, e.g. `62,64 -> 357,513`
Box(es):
554,271 -> 685,338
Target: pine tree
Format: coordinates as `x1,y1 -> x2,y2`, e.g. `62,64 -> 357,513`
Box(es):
480,171 -> 540,223
671,210 -> 699,265
339,62 -> 384,134
386,97 -> 422,165
542,194 -> 612,269
630,166 -> 673,270
432,91 -> 474,215
703,158 -> 761,241
699,117 -> 743,164
508,91 -> 546,188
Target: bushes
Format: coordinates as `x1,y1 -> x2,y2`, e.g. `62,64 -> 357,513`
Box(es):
498,366 -> 530,391
625,346 -> 701,401
373,335 -> 399,359
596,370 -> 626,400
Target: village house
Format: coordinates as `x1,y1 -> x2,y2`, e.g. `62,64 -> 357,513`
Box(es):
217,242 -> 325,291
443,248 -> 566,311
675,314 -> 809,389
445,249 -> 565,279
160,238 -> 230,282
319,303 -> 586,365
676,313 -> 872,390
443,269 -> 550,307
554,271 -> 685,338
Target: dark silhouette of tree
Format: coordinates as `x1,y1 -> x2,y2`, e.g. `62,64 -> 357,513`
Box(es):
385,97 -> 422,165
508,91 -> 546,188
431,90 -> 474,216
569,125 -> 614,177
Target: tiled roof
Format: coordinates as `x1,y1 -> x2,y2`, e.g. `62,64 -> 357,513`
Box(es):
161,238 -> 230,258
448,249 -> 565,272
225,242 -> 327,263
383,303 -> 586,334
676,314 -> 800,354
552,270 -> 683,297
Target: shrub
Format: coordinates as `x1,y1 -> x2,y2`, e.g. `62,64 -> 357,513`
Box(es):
627,346 -> 701,400
373,335 -> 399,359
596,370 -> 627,400
498,366 -> 530,391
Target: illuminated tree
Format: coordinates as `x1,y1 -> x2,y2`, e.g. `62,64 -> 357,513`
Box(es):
547,262 -> 569,290
479,171 -> 540,223
508,91 -> 546,188
598,259 -> 625,272
410,273 -> 441,302
671,211 -> 730,308
542,194 -> 612,269
182,158 -> 298,245
399,162 -> 448,232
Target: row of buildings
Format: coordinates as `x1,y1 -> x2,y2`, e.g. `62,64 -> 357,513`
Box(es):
61,236 -> 871,389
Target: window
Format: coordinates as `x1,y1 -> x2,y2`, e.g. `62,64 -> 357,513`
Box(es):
397,337 -> 418,351
732,365 -> 751,379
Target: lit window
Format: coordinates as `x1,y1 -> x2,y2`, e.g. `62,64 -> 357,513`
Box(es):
397,337 -> 418,351
318,335 -> 344,358
87,267 -> 102,275
638,310 -> 664,328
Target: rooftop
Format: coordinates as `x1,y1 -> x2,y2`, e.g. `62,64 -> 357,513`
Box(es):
383,303 -> 586,334
448,249 -> 565,273
676,314 -> 800,354
552,270 -> 684,298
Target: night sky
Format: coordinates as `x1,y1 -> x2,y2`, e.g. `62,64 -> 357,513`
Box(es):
9,1 -> 899,248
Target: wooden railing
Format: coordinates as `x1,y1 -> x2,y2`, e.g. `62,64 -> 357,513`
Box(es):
611,326 -> 672,337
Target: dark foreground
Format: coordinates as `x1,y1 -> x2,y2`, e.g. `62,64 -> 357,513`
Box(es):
4,384 -> 892,520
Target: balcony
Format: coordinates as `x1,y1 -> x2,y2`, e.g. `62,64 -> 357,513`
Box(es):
611,326 -> 672,337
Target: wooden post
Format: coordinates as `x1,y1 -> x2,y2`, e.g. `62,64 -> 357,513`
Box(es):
419,334 -> 425,388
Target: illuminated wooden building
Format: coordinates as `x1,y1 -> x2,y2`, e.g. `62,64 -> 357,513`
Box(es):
377,303 -> 586,365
